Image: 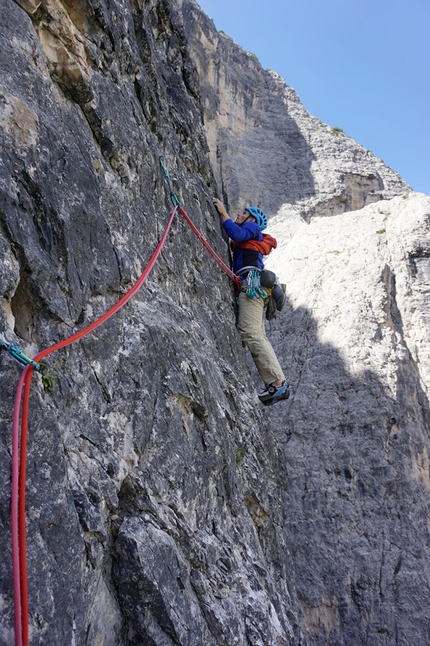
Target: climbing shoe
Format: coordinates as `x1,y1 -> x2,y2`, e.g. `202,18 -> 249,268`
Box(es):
258,382 -> 290,406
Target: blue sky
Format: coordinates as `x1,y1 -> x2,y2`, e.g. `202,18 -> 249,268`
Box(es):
197,0 -> 430,195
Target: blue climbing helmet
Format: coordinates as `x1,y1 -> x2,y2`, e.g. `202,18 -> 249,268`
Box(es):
245,206 -> 268,231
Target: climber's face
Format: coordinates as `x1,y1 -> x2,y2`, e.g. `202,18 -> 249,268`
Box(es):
235,210 -> 253,225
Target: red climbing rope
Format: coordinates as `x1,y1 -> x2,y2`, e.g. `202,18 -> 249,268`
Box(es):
10,195 -> 238,646
158,157 -> 239,287
11,369 -> 26,646
11,204 -> 178,646
178,206 -> 240,286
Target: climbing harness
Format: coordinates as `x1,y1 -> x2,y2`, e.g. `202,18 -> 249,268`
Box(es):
9,158 -> 243,646
0,337 -> 41,372
235,265 -> 286,321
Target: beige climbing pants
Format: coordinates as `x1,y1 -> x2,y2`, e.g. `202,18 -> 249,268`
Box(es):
237,290 -> 285,387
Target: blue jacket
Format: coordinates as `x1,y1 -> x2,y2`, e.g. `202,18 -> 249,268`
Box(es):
222,219 -> 264,274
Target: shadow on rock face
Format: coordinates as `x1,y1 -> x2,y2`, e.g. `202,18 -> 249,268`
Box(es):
267,296 -> 430,646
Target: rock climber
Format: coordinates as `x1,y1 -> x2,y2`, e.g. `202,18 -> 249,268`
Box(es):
213,198 -> 289,406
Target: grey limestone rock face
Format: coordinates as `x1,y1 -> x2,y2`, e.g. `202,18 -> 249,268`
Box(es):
0,1 -> 301,644
0,1 -> 429,645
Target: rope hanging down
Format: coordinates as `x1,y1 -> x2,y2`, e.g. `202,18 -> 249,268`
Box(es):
10,160 -> 239,646
11,205 -> 178,646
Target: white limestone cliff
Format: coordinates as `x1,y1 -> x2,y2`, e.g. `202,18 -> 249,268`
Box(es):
265,192 -> 430,642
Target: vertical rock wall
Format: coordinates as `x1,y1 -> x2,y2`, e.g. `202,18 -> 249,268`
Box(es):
1,1 -> 429,645
179,5 -> 430,642
0,1 -> 302,644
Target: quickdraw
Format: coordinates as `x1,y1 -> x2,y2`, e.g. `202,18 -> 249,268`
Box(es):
0,337 -> 41,372
159,156 -> 181,207
244,270 -> 268,300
